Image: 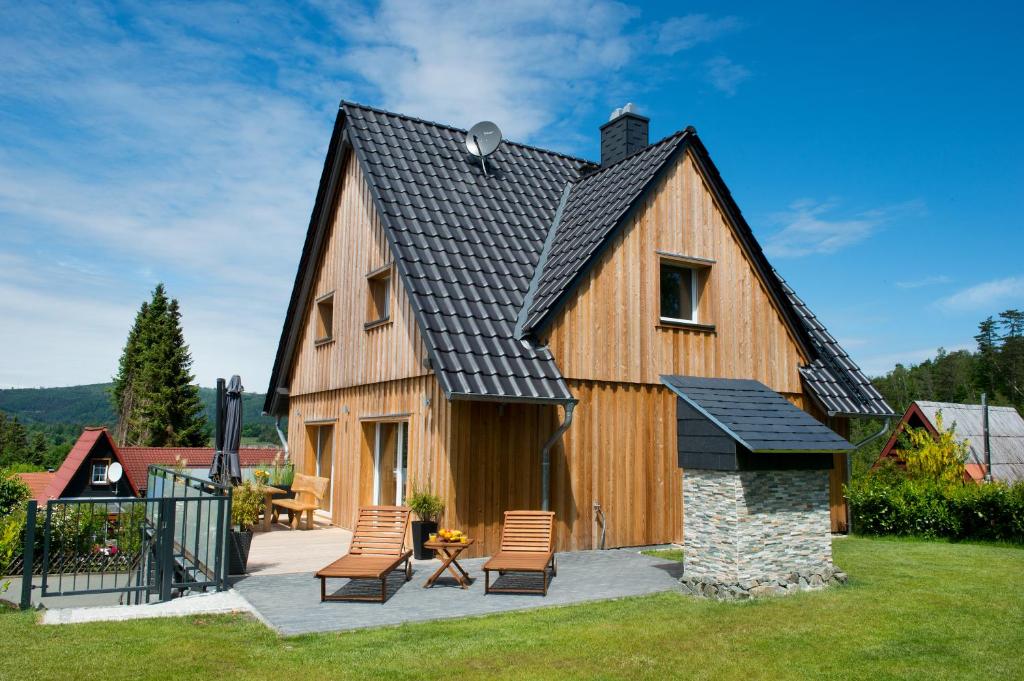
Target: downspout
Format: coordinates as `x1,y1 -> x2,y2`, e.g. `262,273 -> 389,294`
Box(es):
541,401 -> 576,512
844,416 -> 892,533
982,393 -> 992,482
262,410 -> 290,461
275,416 -> 290,461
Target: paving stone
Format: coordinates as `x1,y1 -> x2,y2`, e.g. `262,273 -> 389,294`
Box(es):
232,549 -> 682,635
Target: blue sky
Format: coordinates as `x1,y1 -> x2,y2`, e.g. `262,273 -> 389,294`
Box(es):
1,1 -> 1022,390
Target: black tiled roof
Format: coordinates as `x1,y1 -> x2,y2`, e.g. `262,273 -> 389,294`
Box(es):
775,274 -> 895,417
266,100 -> 891,416
662,376 -> 854,452
520,130 -> 690,333
343,102 -> 584,402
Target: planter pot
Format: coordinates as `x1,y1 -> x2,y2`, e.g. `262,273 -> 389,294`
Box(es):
274,484 -> 295,500
229,529 -> 254,575
411,520 -> 438,560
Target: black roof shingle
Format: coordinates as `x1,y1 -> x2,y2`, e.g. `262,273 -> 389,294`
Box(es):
662,375 -> 854,452
265,100 -> 893,418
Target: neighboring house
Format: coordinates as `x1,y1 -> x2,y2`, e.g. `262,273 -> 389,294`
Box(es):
875,401 -> 1024,482
19,427 -> 282,502
264,101 -> 893,556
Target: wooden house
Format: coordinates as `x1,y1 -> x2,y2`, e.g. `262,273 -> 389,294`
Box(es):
264,102 -> 893,557
874,401 -> 1024,482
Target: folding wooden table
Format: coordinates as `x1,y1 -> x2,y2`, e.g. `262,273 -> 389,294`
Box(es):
422,539 -> 475,589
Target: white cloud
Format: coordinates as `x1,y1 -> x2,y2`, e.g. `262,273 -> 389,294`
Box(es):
704,56 -> 750,95
895,275 -> 953,289
937,276 -> 1024,312
0,1 -> 744,389
655,14 -> 742,53
764,198 -> 924,258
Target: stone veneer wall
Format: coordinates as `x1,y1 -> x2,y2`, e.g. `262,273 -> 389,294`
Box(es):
683,468 -> 832,583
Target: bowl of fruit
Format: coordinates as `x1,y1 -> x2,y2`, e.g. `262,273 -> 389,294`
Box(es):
437,528 -> 468,543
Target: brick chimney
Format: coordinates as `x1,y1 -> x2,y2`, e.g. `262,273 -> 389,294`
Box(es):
600,103 -> 649,166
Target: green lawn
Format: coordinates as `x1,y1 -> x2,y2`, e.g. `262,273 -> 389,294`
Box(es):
641,547 -> 684,562
2,537 -> 1022,681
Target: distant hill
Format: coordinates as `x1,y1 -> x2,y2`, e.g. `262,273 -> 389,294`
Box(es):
0,383 -> 284,445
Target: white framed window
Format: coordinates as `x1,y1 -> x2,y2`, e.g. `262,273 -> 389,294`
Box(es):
91,460 -> 109,485
660,261 -> 698,323
372,421 -> 408,506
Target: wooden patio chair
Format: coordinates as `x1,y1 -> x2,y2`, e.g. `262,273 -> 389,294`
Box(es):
483,510 -> 556,596
271,472 -> 328,530
314,505 -> 413,603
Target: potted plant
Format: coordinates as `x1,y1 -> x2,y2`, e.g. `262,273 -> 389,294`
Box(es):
270,454 -> 295,499
407,481 -> 445,560
228,481 -> 263,575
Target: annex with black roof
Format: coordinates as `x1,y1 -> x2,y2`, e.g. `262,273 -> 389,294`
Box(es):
264,100 -> 892,551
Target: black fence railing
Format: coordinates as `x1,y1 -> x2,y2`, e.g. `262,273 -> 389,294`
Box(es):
16,466 -> 232,609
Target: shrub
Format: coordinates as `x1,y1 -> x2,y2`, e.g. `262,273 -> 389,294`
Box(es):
847,476 -> 1024,543
407,481 -> 444,523
0,470 -> 30,517
231,481 -> 263,531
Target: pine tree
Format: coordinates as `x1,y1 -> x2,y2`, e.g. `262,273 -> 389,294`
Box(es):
29,432 -> 48,467
998,309 -> 1024,409
1,417 -> 29,467
112,300 -> 149,444
974,316 -> 999,400
112,284 -> 208,446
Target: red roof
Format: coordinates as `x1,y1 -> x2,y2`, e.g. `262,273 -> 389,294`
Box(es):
43,427 -> 137,499
17,472 -> 56,503
118,446 -> 282,490
42,428 -> 283,498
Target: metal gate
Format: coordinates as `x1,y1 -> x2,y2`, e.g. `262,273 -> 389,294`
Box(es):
18,466 -> 232,608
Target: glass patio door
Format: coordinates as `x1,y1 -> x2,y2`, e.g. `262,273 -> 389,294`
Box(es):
373,421 -> 408,506
311,424 -> 333,512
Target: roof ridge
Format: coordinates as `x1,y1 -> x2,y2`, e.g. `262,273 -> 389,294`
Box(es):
339,100 -> 596,165
576,127 -> 691,180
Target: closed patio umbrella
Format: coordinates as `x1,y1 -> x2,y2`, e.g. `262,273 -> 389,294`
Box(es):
209,375 -> 244,486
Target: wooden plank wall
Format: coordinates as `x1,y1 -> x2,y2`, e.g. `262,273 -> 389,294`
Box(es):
287,376 -> 686,556
288,152 -> 429,398
544,150 -> 806,395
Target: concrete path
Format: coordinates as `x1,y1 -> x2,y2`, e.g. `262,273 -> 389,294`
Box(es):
40,589 -> 255,625
232,549 -> 684,636
247,517 -> 351,576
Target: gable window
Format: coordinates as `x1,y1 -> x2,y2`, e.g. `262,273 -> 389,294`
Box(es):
660,261 -> 698,323
91,460 -> 110,485
365,265 -> 392,328
315,292 -> 334,344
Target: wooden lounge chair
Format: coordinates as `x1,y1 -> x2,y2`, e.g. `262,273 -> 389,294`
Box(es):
315,505 -> 413,602
483,510 -> 556,596
271,472 -> 328,530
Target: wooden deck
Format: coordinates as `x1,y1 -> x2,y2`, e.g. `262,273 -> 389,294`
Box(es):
245,512 -> 352,576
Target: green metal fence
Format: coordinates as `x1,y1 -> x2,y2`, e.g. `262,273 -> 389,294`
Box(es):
19,466 -> 232,609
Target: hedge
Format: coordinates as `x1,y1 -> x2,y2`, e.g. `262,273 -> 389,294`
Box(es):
846,477 -> 1024,543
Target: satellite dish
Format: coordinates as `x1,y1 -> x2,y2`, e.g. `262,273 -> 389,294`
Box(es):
465,122 -> 502,174
107,462 -> 123,484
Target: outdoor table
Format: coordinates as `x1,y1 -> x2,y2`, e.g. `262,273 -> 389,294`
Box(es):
422,539 -> 475,589
258,485 -> 287,531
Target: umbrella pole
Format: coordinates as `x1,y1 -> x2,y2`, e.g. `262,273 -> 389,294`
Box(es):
215,377 -> 226,484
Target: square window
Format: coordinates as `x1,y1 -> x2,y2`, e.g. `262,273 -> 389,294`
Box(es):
366,268 -> 391,326
315,293 -> 334,343
660,262 -> 697,323
92,461 -> 109,485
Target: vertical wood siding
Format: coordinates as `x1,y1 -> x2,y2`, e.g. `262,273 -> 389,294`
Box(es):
288,152 -> 429,397
544,151 -> 807,395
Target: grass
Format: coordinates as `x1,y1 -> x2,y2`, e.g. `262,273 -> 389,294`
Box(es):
640,547 -> 684,562
2,537 -> 1023,681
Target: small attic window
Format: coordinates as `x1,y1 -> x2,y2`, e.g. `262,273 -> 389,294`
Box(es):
660,261 -> 697,323
315,292 -> 334,344
365,264 -> 392,329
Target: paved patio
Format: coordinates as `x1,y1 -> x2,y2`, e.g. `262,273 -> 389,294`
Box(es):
232,548 -> 684,636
